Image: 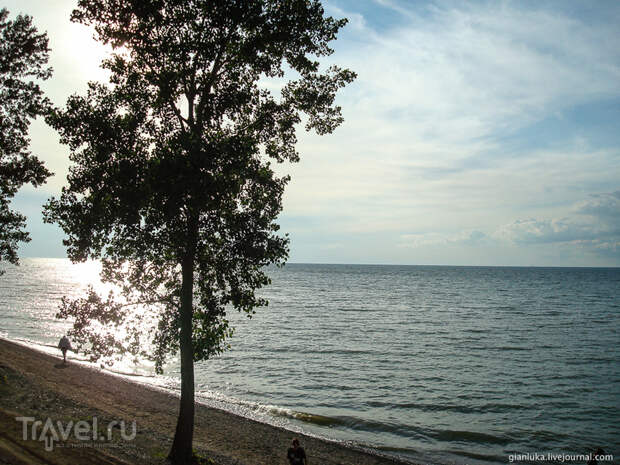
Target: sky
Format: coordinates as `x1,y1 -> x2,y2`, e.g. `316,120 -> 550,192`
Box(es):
5,0 -> 620,267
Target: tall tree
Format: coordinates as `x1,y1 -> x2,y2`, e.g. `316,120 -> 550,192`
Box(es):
0,8 -> 52,272
45,1 -> 355,463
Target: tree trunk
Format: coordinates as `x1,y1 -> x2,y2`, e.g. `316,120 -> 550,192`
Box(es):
168,254 -> 195,464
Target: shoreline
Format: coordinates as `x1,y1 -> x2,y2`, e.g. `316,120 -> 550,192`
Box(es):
0,337 -> 415,465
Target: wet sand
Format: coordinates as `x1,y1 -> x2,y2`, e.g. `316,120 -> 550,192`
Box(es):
0,338 -> 414,465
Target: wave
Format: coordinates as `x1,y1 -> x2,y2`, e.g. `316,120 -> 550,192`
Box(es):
288,411 -> 346,426
448,449 -> 507,463
374,445 -> 418,454
107,369 -> 157,378
290,412 -> 513,447
492,346 -> 533,351
194,388 -> 346,427
297,413 -> 512,448
367,400 -> 528,414
434,430 -> 511,445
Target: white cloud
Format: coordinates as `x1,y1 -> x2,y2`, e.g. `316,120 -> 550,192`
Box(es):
282,1 -> 620,242
495,218 -> 591,244
494,191 -> 620,257
574,191 -> 620,225
400,230 -> 489,248
391,190 -> 620,262
331,1 -> 620,147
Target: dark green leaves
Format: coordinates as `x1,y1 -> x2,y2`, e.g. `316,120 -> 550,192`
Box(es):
0,9 -> 52,269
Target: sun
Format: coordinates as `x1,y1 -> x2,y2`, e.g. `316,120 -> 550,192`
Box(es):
72,260 -> 105,289
62,22 -> 116,83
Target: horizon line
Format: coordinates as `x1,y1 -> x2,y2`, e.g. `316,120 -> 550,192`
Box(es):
8,257 -> 620,270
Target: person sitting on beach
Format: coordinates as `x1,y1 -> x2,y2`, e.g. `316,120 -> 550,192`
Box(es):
287,438 -> 307,465
58,335 -> 72,364
588,448 -> 606,465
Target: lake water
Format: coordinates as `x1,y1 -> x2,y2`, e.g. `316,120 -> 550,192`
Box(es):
1,259 -> 618,464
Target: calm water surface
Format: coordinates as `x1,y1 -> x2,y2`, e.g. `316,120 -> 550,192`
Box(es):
1,259 -> 618,464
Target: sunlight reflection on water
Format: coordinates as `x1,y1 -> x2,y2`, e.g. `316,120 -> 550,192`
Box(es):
0,258 -> 158,375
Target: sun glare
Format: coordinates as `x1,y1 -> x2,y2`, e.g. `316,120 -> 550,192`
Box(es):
54,20 -> 122,87
71,260 -> 107,292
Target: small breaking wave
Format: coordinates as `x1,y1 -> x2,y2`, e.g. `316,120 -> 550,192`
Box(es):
194,388 -> 345,427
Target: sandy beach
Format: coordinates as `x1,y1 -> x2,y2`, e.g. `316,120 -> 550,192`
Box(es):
0,338 -> 413,465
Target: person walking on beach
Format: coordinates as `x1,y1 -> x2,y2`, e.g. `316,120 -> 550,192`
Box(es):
58,335 -> 72,364
287,438 -> 307,465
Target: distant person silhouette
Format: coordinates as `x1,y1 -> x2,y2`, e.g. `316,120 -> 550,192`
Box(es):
287,438 -> 307,465
58,336 -> 72,364
588,448 -> 606,465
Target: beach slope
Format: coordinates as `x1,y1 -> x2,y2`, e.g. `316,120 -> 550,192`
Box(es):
0,338 -> 411,465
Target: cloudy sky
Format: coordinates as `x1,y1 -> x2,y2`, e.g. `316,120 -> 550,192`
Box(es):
6,0 -> 620,266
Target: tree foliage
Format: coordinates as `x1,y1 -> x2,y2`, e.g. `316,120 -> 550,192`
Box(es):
0,8 -> 52,270
45,1 -> 354,463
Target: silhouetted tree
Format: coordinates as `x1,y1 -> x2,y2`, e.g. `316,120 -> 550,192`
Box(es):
44,1 -> 355,463
0,8 -> 52,272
